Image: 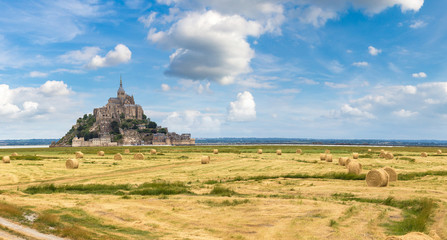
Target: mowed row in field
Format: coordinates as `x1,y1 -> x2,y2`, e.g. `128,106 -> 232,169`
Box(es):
0,145 -> 446,240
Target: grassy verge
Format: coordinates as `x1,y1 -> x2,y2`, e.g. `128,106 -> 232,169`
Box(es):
332,194 -> 436,235
24,181 -> 191,196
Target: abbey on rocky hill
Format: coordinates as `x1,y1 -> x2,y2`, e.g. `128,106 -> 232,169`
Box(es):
51,77 -> 195,147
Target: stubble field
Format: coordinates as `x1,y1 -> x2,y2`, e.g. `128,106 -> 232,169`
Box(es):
0,145 -> 446,240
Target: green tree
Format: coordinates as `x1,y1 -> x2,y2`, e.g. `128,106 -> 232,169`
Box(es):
147,121 -> 157,129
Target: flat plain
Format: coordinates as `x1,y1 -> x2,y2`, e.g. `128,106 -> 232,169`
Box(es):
0,145 -> 446,240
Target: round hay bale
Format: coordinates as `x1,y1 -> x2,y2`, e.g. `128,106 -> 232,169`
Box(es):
345,158 -> 352,167
320,153 -> 326,161
338,157 -> 348,166
150,149 -> 157,155
134,153 -> 144,160
124,149 -> 130,154
201,156 -> 210,164
437,149 -> 442,155
75,151 -> 84,159
383,167 -> 398,182
379,151 -> 386,158
368,149 -> 372,152
385,232 -> 434,240
366,169 -> 389,187
385,152 -> 394,160
352,152 -> 359,159
257,149 -> 263,154
97,151 -> 105,156
114,153 -> 123,160
276,149 -> 282,155
347,161 -> 362,175
66,159 -> 79,169
420,152 -> 428,157
213,149 -> 219,154
325,149 -> 330,154
2,156 -> 10,163
296,149 -> 302,154
11,152 -> 18,156
325,154 -> 333,162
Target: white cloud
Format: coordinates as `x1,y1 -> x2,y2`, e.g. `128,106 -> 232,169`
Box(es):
325,82 -> 349,88
401,85 -> 417,94
161,83 -> 171,91
412,72 -> 427,78
0,81 -> 73,120
39,81 -> 71,96
237,77 -> 276,89
59,46 -> 101,65
162,110 -> 222,135
87,44 -> 132,69
393,109 -> 418,117
352,61 -> 369,67
368,46 -> 382,56
341,104 -> 375,119
293,0 -> 424,27
148,11 -> 263,84
227,91 -> 256,122
327,60 -> 344,73
139,12 -> 157,28
299,77 -> 319,85
29,71 -> 48,78
410,20 -> 427,29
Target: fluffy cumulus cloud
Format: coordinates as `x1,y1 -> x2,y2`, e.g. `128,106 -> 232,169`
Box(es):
368,46 -> 382,56
412,72 -> 427,78
330,82 -> 447,121
227,91 -> 256,121
161,83 -> 170,91
148,11 -> 262,84
294,0 -> 424,27
87,44 -> 132,69
162,110 -> 222,135
147,0 -> 284,84
0,81 -> 72,120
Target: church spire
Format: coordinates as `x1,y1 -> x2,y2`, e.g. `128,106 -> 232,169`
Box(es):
120,74 -> 122,88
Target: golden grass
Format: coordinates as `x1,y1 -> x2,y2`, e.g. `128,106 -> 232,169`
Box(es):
0,145 -> 445,239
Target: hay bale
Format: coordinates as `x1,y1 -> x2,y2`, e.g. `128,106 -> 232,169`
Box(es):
296,149 -> 302,154
345,158 -> 352,167
325,154 -> 333,162
320,153 -> 326,161
75,151 -> 84,159
437,149 -> 442,155
383,167 -> 398,182
97,151 -> 105,156
352,152 -> 359,159
201,156 -> 210,164
276,149 -> 282,155
114,153 -> 123,160
420,152 -> 428,157
379,151 -> 386,158
134,153 -> 144,160
347,161 -> 362,175
213,149 -> 219,154
368,149 -> 372,152
338,157 -> 348,166
325,149 -> 330,154
150,149 -> 157,155
257,149 -> 263,154
385,232 -> 434,240
366,169 -> 389,187
124,149 -> 130,154
2,156 -> 10,163
11,152 -> 18,156
385,152 -> 394,160
66,159 -> 79,169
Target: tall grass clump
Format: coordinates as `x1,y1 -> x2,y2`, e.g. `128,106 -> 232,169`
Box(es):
209,185 -> 236,197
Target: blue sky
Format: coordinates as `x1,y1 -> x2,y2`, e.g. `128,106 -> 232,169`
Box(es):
2,0 -> 447,140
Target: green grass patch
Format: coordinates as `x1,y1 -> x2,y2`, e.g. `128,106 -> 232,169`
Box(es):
24,181 -> 191,196
200,199 -> 250,207
398,157 -> 416,162
398,170 -> 447,180
10,155 -> 43,160
209,185 -> 236,196
332,194 -> 436,235
228,172 -> 366,182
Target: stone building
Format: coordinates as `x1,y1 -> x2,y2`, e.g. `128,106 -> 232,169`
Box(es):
93,77 -> 144,133
72,135 -> 118,147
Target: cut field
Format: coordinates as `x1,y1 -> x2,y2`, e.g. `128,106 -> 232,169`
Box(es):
0,145 -> 446,240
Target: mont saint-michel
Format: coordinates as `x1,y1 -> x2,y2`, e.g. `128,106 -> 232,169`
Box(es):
52,78 -> 195,147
